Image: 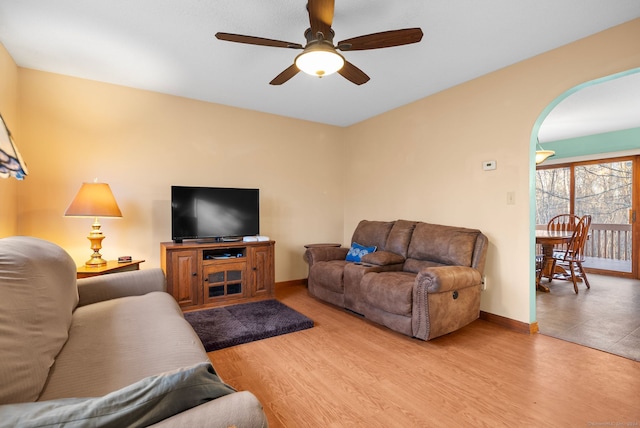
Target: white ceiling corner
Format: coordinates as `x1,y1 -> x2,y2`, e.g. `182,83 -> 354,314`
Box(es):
0,0 -> 639,137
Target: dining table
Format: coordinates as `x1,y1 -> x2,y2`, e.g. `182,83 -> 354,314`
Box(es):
535,229 -> 573,292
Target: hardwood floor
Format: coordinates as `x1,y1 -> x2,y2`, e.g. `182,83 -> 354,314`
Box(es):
208,285 -> 640,427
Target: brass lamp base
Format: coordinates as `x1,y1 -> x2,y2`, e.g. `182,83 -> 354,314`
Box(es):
85,218 -> 107,267
85,252 -> 107,267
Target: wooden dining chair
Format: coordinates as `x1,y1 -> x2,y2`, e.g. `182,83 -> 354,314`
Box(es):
549,215 -> 592,293
536,214 -> 580,279
547,213 -> 580,236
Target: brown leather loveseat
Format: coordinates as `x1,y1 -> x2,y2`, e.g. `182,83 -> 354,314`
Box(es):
305,220 -> 488,340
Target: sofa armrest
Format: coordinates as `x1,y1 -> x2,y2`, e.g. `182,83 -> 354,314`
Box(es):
149,391 -> 268,428
415,266 -> 481,293
361,251 -> 405,267
77,268 -> 167,307
305,246 -> 349,266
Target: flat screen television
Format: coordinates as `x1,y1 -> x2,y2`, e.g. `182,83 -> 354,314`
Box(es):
171,186 -> 259,243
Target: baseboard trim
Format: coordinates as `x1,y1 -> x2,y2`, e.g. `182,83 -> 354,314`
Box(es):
275,278 -> 307,290
479,311 -> 538,335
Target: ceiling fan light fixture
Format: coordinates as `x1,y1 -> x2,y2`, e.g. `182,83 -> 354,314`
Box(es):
295,44 -> 344,78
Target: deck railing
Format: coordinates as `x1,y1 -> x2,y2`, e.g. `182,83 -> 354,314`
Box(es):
536,223 -> 632,261
585,223 -> 632,261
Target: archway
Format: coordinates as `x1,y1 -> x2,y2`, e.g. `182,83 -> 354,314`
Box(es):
528,67 -> 640,322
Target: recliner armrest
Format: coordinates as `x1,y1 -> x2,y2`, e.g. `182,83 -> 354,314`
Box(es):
361,251 -> 405,267
305,246 -> 349,266
415,266 -> 481,293
77,268 -> 167,307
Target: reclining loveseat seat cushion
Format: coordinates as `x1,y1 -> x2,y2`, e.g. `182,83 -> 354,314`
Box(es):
310,260 -> 349,294
404,223 -> 480,273
358,271 -> 415,337
361,271 -> 415,317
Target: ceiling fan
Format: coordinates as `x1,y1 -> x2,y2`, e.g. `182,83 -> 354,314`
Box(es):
215,0 -> 423,85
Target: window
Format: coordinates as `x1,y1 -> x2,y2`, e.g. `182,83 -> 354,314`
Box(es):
536,156 -> 634,274
574,161 -> 632,224
535,167 -> 570,225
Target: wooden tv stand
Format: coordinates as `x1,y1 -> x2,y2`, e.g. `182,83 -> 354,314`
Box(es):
160,240 -> 275,311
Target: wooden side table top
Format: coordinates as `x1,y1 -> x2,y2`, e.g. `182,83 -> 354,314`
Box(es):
304,243 -> 342,248
303,243 -> 342,264
77,260 -> 145,279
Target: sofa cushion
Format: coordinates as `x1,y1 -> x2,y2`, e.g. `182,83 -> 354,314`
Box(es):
361,272 -> 416,317
0,362 -> 235,428
38,292 -> 209,401
309,260 -> 349,293
345,242 -> 377,262
384,220 -> 417,258
361,250 -> 405,266
351,220 -> 394,251
407,223 -> 480,268
403,258 -> 446,274
0,237 -> 79,404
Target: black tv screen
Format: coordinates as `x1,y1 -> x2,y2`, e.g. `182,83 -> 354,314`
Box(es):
171,186 -> 259,242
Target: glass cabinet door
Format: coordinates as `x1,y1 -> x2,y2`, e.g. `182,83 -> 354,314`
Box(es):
203,261 -> 246,303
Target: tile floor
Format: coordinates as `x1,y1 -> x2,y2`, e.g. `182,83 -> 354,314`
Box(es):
536,273 -> 640,361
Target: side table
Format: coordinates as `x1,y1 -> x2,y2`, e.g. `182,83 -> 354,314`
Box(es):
77,260 -> 145,279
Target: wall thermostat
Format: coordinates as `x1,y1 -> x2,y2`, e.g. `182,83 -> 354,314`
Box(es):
482,160 -> 497,171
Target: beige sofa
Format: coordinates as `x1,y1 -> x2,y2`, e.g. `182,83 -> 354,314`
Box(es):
306,220 -> 488,340
0,236 -> 267,427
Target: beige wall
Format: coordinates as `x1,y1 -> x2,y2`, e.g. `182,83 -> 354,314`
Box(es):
0,43 -> 19,236
15,70 -> 345,282
3,19 -> 640,324
344,19 -> 640,322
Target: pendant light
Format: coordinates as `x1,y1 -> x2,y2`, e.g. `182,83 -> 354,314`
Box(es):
536,139 -> 555,165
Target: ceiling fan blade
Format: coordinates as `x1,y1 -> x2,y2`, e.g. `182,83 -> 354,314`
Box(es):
216,32 -> 303,49
270,64 -> 300,85
308,0 -> 335,38
338,61 -> 370,85
338,28 -> 423,51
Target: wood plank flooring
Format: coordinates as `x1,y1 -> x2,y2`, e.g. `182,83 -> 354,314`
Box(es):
208,285 -> 640,427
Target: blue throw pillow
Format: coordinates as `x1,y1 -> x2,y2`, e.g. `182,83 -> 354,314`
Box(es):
346,242 -> 377,262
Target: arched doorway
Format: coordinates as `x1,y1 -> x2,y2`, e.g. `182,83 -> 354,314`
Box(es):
529,68 -> 640,361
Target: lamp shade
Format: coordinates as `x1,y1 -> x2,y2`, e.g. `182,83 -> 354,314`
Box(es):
65,182 -> 122,217
535,150 -> 556,165
295,45 -> 344,77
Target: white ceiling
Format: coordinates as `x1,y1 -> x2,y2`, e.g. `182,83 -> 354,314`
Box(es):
1,0 -> 639,135
538,72 -> 640,143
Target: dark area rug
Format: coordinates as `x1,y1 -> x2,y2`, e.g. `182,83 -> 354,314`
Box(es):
184,299 -> 314,352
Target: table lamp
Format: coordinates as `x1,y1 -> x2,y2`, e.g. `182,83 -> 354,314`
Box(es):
65,181 -> 122,267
